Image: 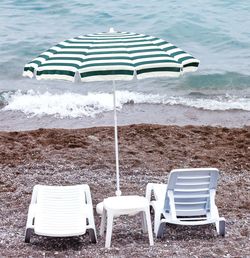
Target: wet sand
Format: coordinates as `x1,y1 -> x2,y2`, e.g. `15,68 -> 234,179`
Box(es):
0,104 -> 250,131
0,124 -> 249,257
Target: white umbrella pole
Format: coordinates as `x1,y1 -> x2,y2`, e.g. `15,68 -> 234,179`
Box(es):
113,80 -> 121,196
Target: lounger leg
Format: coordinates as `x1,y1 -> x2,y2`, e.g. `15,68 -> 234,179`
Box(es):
218,218 -> 226,237
154,209 -> 162,236
144,208 -> 154,246
105,212 -> 114,248
86,209 -> 97,242
100,208 -> 107,237
87,228 -> 97,243
156,221 -> 165,238
24,228 -> 33,243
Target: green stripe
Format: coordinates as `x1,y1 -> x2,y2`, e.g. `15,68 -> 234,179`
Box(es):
134,60 -> 179,66
162,46 -> 177,51
46,49 -> 58,54
170,51 -> 186,57
82,54 -> 172,62
136,67 -> 180,75
155,41 -> 169,47
39,54 -> 52,59
59,44 -> 157,49
80,62 -> 133,69
36,70 -> 75,77
29,60 -> 42,66
24,67 -> 35,72
57,44 -> 90,49
77,35 -> 148,40
55,51 -> 86,55
49,57 -> 84,62
183,62 -> 199,68
178,56 -> 193,62
85,50 -> 129,55
131,54 -> 171,60
65,39 -> 153,44
81,70 -> 133,78
39,63 -> 79,68
83,56 -> 131,62
128,48 -> 162,54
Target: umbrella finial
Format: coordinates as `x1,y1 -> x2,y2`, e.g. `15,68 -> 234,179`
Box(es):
109,27 -> 115,33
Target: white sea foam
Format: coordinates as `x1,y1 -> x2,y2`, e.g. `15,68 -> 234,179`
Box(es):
2,90 -> 250,118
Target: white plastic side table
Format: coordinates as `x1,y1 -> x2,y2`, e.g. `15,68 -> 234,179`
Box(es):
98,195 -> 154,248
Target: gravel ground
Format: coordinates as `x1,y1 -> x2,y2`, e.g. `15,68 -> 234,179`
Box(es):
0,124 -> 249,257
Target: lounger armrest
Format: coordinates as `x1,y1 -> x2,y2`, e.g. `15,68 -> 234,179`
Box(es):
146,183 -> 167,203
146,183 -> 155,202
26,204 -> 36,229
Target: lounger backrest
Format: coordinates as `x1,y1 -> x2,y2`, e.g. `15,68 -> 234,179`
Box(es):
35,185 -> 87,236
164,168 -> 219,217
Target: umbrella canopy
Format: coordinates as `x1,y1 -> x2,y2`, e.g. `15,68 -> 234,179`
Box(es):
23,28 -> 199,196
23,28 -> 199,82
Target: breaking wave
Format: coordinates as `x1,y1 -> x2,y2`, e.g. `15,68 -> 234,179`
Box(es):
1,90 -> 249,118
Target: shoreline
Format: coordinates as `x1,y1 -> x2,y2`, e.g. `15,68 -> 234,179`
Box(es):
0,124 -> 249,257
0,103 -> 250,131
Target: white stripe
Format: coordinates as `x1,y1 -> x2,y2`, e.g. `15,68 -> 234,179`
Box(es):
183,66 -> 199,73
23,70 -> 34,78
81,45 -> 162,52
127,46 -> 162,51
81,74 -> 133,82
56,48 -> 88,53
63,42 -> 155,47
52,54 -> 85,58
37,66 -> 77,72
80,65 -> 134,72
167,48 -> 182,55
25,63 -> 39,69
149,39 -> 167,45
136,63 -> 181,69
174,53 -> 192,60
67,37 -> 152,43
60,42 -> 91,47
35,57 -> 48,63
137,71 -> 181,79
36,52 -> 54,58
77,35 -> 152,41
133,56 -> 176,63
80,59 -> 132,65
82,53 -> 129,58
44,60 -> 82,65
130,51 -> 167,57
159,43 -> 174,49
86,47 -> 127,52
182,58 -> 199,66
36,74 -> 75,82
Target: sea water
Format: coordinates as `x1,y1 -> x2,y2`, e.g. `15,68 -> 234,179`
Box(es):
0,0 -> 250,129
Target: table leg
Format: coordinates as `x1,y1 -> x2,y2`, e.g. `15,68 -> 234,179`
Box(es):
100,208 -> 106,237
105,211 -> 114,248
140,211 -> 147,233
145,208 -> 154,246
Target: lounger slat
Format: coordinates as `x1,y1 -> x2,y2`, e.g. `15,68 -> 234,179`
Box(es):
178,176 -> 211,180
175,201 -> 207,205
174,188 -> 209,192
176,182 -> 210,186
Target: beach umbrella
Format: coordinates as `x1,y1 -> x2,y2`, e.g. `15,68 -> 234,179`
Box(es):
23,28 -> 199,196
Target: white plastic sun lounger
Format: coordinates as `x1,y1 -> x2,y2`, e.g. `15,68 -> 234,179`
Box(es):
146,168 -> 225,238
25,184 -> 97,243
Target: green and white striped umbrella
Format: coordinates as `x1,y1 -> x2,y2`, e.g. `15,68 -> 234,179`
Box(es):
23,28 -> 199,196
23,28 -> 199,82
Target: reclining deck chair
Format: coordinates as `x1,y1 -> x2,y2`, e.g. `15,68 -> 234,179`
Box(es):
25,184 -> 97,243
146,168 -> 225,237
